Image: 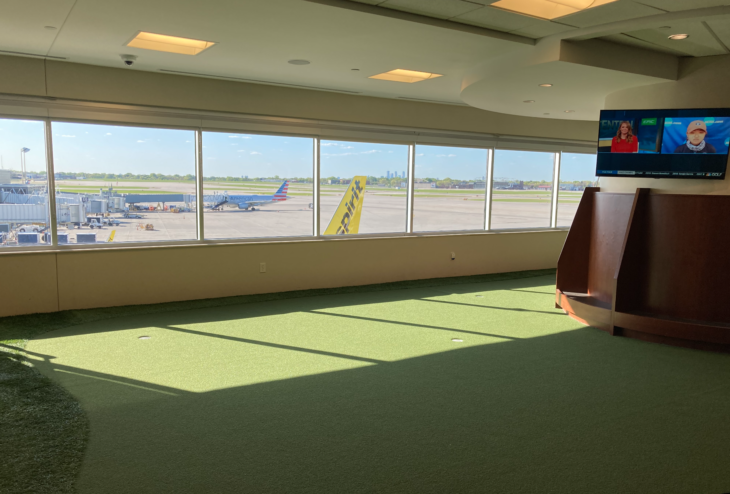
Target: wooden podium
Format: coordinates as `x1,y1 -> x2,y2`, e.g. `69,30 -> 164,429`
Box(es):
556,187 -> 730,352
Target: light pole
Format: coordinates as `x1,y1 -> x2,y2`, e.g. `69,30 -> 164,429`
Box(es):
20,147 -> 30,183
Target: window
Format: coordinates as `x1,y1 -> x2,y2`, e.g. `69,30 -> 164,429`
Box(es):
557,153 -> 598,227
320,140 -> 408,235
0,119 -> 50,248
51,122 -> 197,244
413,145 -> 487,232
202,132 -> 313,239
491,150 -> 555,230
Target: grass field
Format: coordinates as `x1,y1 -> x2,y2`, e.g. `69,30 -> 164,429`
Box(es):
4,270 -> 730,493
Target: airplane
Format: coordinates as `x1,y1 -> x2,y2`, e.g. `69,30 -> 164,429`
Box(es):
324,176 -> 366,235
209,181 -> 289,211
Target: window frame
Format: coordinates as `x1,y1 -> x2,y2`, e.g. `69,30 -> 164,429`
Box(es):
0,94 -> 597,253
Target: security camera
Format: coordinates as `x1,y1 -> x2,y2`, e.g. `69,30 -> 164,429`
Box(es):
121,54 -> 137,66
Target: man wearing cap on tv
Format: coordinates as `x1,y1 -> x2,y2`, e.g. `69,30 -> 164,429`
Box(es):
674,120 -> 717,153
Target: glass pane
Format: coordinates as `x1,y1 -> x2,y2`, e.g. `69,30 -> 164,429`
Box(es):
413,145 -> 487,232
0,119 -> 50,248
491,150 -> 554,230
558,153 -> 598,228
51,122 -> 197,244
320,140 -> 407,235
202,133 -> 313,239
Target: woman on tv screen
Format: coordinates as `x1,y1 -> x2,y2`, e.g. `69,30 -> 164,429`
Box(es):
611,121 -> 638,153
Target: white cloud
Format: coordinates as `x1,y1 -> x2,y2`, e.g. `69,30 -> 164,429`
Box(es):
321,142 -> 339,147
136,140 -> 145,143
323,152 -> 355,157
342,146 -> 354,149
250,151 -> 262,155
228,135 -> 251,139
61,135 -> 76,138
362,150 -> 380,154
236,150 -> 247,153
105,133 -> 112,136
416,153 -> 424,157
436,154 -> 457,157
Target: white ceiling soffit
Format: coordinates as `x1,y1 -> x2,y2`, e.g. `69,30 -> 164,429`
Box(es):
598,33 -> 690,57
0,0 -> 76,58
622,20 -> 730,57
460,39 -> 677,121
302,0 -> 534,44
378,0 -> 484,20
39,0 -> 531,106
632,0 -> 730,13
454,6 -> 578,38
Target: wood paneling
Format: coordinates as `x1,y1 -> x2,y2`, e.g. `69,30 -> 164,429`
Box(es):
557,188 -> 730,352
587,193 -> 635,305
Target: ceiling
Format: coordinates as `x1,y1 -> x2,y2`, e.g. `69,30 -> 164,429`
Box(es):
0,0 -> 729,121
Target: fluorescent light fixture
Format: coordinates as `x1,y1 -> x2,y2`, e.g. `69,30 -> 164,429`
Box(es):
369,69 -> 443,83
126,32 -> 215,55
491,0 -> 617,20
539,83 -> 553,87
668,34 -> 689,40
524,100 -> 536,103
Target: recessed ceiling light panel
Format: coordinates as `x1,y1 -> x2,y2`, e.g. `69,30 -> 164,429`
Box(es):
668,34 -> 689,40
539,83 -> 553,87
369,69 -> 443,83
126,31 -> 215,55
288,59 -> 311,65
524,100 -> 535,103
491,0 -> 618,20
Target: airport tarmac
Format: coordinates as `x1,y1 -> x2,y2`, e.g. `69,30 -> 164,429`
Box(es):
47,193 -> 580,245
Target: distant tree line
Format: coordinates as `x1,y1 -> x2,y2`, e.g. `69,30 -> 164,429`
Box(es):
53,172 -> 314,182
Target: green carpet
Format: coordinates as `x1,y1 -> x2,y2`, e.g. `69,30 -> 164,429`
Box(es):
7,271 -> 730,493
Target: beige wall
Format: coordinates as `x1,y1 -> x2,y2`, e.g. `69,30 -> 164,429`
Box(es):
1,231 -> 566,317
602,55 -> 730,195
0,252 -> 59,316
0,55 -> 597,141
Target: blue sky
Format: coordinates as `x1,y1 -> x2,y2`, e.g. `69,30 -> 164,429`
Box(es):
560,153 -> 597,182
0,118 -> 597,181
0,119 -> 47,172
51,122 -> 195,175
416,145 -> 487,180
204,132 -> 313,178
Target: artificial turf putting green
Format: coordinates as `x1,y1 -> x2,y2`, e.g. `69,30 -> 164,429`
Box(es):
13,273 -> 730,493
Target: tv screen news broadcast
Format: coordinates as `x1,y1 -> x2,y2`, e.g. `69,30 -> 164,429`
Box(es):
596,109 -> 730,179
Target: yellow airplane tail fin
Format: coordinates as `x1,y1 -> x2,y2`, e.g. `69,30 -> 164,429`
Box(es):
324,176 -> 367,235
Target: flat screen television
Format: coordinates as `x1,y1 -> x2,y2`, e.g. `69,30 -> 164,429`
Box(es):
596,108 -> 730,179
